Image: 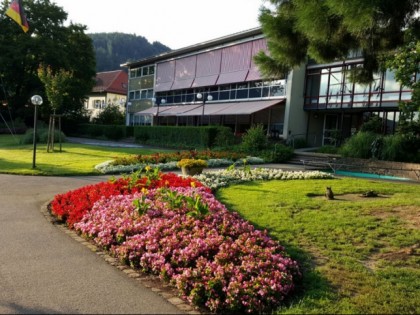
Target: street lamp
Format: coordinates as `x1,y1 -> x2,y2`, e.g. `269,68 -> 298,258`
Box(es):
152,97 -> 166,126
31,95 -> 43,169
196,92 -> 213,126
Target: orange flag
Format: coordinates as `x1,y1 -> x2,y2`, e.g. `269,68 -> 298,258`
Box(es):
6,0 -> 29,33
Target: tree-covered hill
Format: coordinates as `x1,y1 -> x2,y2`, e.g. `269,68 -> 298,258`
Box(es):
89,33 -> 171,72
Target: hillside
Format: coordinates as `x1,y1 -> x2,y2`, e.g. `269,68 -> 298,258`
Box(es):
89,33 -> 171,72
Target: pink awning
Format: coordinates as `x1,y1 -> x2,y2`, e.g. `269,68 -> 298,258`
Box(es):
216,70 -> 249,85
134,106 -> 178,116
192,75 -> 219,88
158,104 -> 202,116
178,99 -> 284,116
216,99 -> 284,115
171,78 -> 194,90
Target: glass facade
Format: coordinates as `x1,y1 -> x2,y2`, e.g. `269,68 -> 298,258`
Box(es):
304,62 -> 412,110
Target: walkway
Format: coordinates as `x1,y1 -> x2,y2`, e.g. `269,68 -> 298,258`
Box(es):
0,174 -> 186,314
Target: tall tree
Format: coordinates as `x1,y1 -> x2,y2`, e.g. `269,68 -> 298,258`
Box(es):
0,0 -> 95,122
256,0 -> 420,83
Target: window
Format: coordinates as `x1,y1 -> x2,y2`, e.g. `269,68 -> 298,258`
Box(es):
129,65 -> 156,78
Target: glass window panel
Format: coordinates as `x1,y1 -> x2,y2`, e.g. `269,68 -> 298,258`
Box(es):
383,70 -> 400,92
219,84 -> 230,91
135,90 -> 140,99
270,85 -> 285,97
129,91 -> 135,100
142,67 -> 149,76
400,91 -> 412,101
136,68 -> 142,77
219,91 -> 229,100
130,69 -> 136,78
306,74 -> 321,97
249,88 -> 262,98
236,89 -> 248,99
320,70 -> 330,96
147,89 -> 154,99
149,66 -> 155,75
141,90 -> 147,99
230,90 -> 236,99
262,87 -> 270,97
174,94 -> 182,103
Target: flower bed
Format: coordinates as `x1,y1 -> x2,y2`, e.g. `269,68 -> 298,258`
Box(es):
95,156 -> 265,175
50,168 -> 333,313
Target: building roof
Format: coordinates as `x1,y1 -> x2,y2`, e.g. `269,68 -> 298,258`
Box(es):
92,70 -> 128,94
121,27 -> 263,68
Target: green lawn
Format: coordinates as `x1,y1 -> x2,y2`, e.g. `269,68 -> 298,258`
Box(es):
216,178 -> 420,314
0,135 -> 171,175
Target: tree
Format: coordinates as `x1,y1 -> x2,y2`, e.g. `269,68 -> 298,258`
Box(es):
0,0 -> 95,124
256,0 -> 420,83
37,65 -> 72,114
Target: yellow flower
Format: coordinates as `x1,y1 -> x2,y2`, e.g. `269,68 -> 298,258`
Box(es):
145,165 -> 151,172
141,187 -> 149,194
191,181 -> 196,188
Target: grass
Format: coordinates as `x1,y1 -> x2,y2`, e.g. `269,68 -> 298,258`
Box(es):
0,134 -> 172,175
216,178 -> 420,314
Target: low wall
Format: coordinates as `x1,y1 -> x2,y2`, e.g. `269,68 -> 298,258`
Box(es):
336,158 -> 420,181
294,151 -> 420,181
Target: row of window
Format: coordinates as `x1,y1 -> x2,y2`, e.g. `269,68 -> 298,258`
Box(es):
304,64 -> 414,109
128,80 -> 286,104
129,65 -> 155,78
129,89 -> 154,101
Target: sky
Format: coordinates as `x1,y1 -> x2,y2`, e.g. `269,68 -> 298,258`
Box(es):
51,0 -> 265,50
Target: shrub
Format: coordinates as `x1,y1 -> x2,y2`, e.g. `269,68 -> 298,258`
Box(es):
381,134 -> 420,162
20,128 -> 66,144
339,131 -> 378,159
176,159 -> 208,169
240,124 -> 268,153
260,144 -> 294,163
92,104 -> 125,125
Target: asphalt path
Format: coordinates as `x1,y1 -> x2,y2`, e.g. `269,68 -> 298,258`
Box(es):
0,174 -> 185,314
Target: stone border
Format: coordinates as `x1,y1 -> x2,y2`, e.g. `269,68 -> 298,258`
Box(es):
40,201 -> 204,315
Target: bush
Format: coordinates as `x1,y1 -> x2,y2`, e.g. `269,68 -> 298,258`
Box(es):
381,134 -> 420,162
92,105 -> 125,125
240,124 -> 268,153
20,128 -> 66,144
339,131 -> 378,159
76,124 -> 127,140
213,126 -> 235,148
261,144 -> 294,163
134,126 -> 227,149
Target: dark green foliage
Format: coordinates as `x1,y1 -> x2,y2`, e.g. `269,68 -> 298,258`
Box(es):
0,0 -> 96,123
92,105 -> 125,125
381,134 -> 420,162
240,124 -> 268,153
89,33 -> 170,72
261,144 -> 294,163
76,124 -> 127,140
134,126 -> 228,149
20,128 -> 66,144
212,126 -> 235,149
360,115 -> 383,134
316,145 -> 339,154
339,132 -> 378,159
339,131 -> 420,162
257,0 -> 420,83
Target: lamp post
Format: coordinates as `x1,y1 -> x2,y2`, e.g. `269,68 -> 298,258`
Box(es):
31,95 -> 43,169
152,97 -> 166,126
196,92 -> 213,126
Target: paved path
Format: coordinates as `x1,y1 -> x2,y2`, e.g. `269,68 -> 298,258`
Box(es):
0,174 -> 185,314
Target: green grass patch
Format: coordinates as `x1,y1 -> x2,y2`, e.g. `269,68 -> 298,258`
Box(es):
0,134 -> 172,176
216,178 -> 420,314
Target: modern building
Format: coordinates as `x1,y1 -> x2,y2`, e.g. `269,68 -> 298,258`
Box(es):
85,70 -> 128,120
122,28 -> 413,146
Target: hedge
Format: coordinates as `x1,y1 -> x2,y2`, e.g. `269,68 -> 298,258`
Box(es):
134,126 -> 233,149
75,124 -> 127,140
